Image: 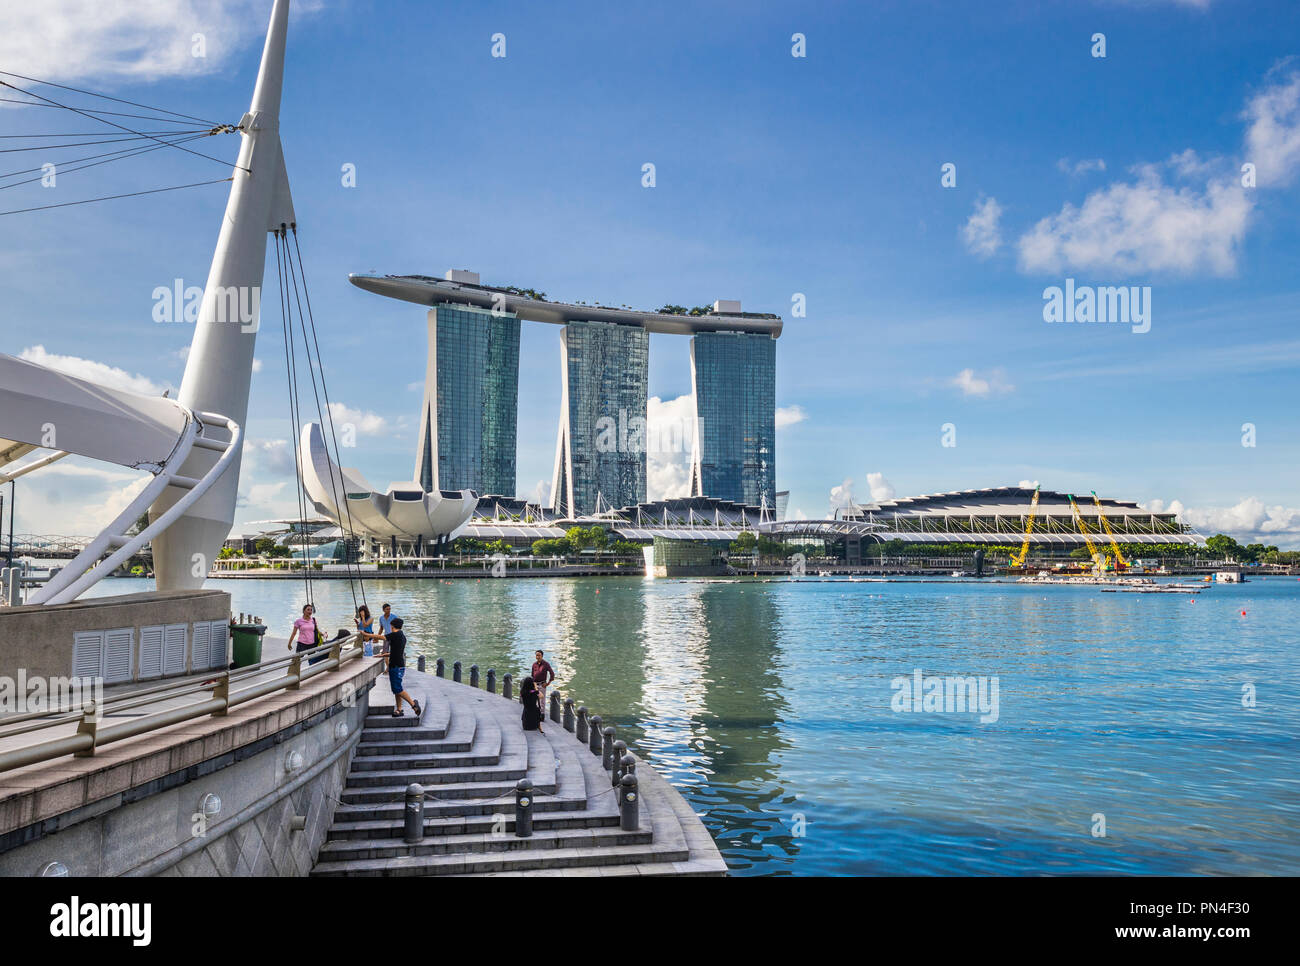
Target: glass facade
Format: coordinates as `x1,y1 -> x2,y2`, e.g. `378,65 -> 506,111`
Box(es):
691,332 -> 776,508
554,320 -> 648,516
421,303 -> 520,497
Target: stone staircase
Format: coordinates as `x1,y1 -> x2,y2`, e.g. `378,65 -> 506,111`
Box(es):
311,669 -> 727,876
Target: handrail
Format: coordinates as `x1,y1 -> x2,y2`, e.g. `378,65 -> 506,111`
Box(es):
0,633 -> 369,775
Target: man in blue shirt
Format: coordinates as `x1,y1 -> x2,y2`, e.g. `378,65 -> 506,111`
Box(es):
379,602 -> 396,635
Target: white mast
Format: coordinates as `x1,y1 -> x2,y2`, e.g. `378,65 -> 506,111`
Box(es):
151,0 -> 295,589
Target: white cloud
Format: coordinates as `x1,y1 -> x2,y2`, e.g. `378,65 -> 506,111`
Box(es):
829,478 -> 855,512
1057,158 -> 1107,176
646,394 -> 695,501
1018,479 -> 1038,489
0,1 -> 321,87
529,479 -> 552,507
326,402 -> 388,435
950,367 -> 1014,397
775,405 -> 807,429
1143,496 -> 1300,546
1017,170 -> 1251,276
961,196 -> 1003,258
1243,70 -> 1300,187
19,344 -> 170,396
866,472 -> 896,503
251,357 -> 263,374
243,437 -> 295,477
1015,71 -> 1300,277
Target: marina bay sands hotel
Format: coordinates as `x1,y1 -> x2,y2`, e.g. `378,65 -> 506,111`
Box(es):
349,270 -> 783,516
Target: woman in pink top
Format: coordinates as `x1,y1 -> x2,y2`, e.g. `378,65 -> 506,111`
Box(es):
287,603 -> 320,655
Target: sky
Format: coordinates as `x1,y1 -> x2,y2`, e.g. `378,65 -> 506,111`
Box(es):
1,0 -> 1298,546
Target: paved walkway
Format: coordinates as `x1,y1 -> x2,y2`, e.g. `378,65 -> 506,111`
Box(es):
311,667 -> 727,876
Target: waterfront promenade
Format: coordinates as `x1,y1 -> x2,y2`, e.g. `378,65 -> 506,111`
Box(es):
312,666 -> 726,876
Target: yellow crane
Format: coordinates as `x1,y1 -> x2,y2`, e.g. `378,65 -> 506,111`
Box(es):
1066,493 -> 1108,572
1010,485 -> 1040,569
1090,490 -> 1129,570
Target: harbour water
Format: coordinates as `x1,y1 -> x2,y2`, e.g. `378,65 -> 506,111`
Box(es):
92,574 -> 1300,875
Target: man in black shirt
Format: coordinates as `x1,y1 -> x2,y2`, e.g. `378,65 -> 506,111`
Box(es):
381,618 -> 421,718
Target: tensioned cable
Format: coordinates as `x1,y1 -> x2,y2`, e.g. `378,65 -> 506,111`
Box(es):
274,230 -> 314,609
283,236 -> 358,613
0,80 -> 244,171
0,69 -> 221,126
288,228 -> 368,611
0,132 -> 207,153
0,177 -> 232,217
0,129 -> 207,139
0,131 -> 214,189
0,97 -> 206,124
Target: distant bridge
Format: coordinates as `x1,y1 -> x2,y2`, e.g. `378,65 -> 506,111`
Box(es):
3,534 -> 152,561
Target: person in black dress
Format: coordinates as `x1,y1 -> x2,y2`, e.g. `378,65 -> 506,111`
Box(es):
520,675 -> 543,733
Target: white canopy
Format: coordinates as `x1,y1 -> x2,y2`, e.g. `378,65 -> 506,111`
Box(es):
0,353 -> 189,473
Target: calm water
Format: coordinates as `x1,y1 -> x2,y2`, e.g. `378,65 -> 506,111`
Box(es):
96,573 -> 1300,875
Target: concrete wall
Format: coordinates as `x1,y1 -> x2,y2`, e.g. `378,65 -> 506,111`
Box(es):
0,657 -> 381,876
0,589 -> 231,682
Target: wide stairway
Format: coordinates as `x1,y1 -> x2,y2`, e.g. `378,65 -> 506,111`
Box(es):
311,669 -> 726,876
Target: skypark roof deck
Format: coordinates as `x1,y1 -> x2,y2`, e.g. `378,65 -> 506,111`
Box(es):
349,273 -> 784,337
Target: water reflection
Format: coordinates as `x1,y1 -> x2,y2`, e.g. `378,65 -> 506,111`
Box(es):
145,574 -> 1300,876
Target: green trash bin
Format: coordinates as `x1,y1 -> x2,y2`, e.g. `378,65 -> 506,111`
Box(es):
230,622 -> 268,668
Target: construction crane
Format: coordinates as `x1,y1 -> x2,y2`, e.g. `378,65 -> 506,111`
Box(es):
1010,485 -> 1041,569
1066,494 -> 1107,572
1090,490 -> 1129,571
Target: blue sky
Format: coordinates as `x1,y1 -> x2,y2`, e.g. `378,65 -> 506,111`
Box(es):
2,0 -> 1298,545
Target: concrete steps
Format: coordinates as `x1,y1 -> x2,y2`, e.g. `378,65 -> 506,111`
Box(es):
310,670 -> 727,877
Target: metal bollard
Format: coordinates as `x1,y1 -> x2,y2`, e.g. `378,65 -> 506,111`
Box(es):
514,778 -> 534,838
619,773 -> 639,831
486,668 -> 496,693
549,692 -> 561,723
503,673 -> 513,700
436,657 -> 445,678
620,753 -> 636,779
576,706 -> 589,743
404,783 -> 425,843
563,698 -> 575,732
589,715 -> 603,755
453,661 -> 462,683
417,654 -> 426,672
602,727 -> 616,770
470,664 -> 479,688
611,740 -> 628,787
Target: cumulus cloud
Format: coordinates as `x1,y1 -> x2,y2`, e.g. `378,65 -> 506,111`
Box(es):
829,478 -> 856,512
1015,71 -> 1300,277
950,367 -> 1014,397
646,394 -> 695,501
19,344 -> 170,396
775,405 -> 807,429
866,472 -> 896,503
327,402 -> 389,436
1243,70 -> 1300,187
1143,496 -> 1300,545
1016,170 -> 1251,276
961,196 -> 1003,257
0,0 -> 322,86
1057,158 -> 1107,176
